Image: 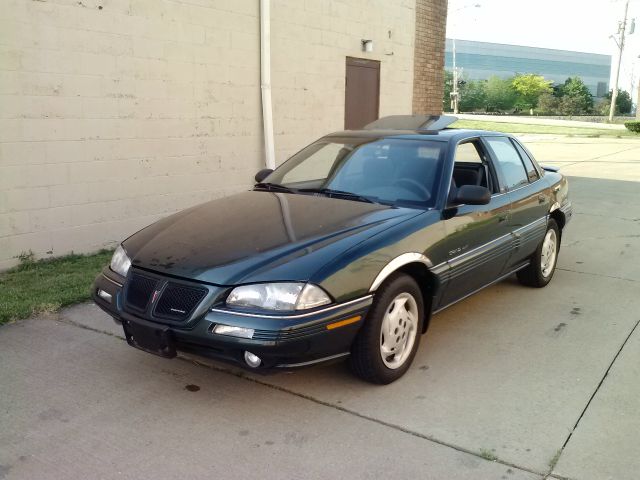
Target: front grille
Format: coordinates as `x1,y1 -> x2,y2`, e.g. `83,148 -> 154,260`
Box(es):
125,273 -> 158,311
154,283 -> 208,321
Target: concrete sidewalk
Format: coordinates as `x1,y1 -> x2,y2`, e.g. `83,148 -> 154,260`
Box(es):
1,137 -> 639,479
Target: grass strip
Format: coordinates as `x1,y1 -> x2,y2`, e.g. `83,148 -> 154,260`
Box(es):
0,250 -> 113,325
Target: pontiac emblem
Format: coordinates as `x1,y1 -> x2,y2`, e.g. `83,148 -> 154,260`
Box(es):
151,290 -> 161,303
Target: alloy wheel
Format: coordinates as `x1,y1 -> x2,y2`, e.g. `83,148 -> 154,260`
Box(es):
379,292 -> 419,369
540,228 -> 557,278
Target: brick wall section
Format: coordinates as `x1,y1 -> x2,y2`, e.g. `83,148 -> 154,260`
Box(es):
0,0 -> 442,270
412,0 -> 448,115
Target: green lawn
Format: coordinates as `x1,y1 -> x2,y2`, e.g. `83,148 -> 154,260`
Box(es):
0,250 -> 113,325
452,119 -> 637,138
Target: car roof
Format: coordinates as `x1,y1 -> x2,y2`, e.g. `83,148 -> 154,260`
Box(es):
323,115 -> 512,143
324,128 -> 510,143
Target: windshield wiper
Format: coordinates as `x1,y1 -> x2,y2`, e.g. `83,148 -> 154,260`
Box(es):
254,182 -> 296,193
298,188 -> 377,204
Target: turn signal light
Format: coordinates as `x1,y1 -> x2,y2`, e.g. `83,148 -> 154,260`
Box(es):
326,315 -> 362,330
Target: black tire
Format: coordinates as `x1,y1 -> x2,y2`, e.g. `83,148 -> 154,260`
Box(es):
349,273 -> 424,384
517,218 -> 560,288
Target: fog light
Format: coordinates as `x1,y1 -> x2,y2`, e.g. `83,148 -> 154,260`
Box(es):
97,289 -> 112,303
212,324 -> 254,339
244,351 -> 262,368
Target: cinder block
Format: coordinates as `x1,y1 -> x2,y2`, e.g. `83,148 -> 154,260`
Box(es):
0,71 -> 21,95
0,141 -> 46,167
0,211 -> 30,237
0,230 -> 53,264
29,206 -> 74,232
4,163 -> 69,189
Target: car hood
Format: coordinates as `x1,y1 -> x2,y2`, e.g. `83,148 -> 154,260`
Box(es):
123,190 -> 423,285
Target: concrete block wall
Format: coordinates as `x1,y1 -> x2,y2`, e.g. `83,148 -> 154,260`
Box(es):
270,0 -> 416,160
0,0 -> 443,270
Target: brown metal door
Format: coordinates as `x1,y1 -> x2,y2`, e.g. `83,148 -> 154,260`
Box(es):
344,57 -> 380,130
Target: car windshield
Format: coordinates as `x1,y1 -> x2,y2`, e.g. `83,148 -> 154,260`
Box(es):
261,137 -> 446,208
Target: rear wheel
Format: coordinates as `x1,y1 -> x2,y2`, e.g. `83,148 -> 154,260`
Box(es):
349,273 -> 424,384
517,218 -> 560,288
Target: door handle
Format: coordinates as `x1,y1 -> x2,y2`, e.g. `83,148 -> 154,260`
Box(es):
498,214 -> 508,223
538,195 -> 546,204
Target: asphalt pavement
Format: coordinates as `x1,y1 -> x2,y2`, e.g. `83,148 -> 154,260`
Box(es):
1,136 -> 639,480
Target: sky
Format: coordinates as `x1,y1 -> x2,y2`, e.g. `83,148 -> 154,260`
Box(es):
446,0 -> 640,99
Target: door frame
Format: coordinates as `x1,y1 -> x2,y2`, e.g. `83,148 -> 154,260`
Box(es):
344,57 -> 380,129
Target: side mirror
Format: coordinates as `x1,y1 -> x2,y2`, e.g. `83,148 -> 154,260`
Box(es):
453,185 -> 491,205
254,168 -> 273,183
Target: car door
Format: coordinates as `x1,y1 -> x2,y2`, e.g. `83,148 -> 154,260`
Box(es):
437,138 -> 513,309
483,136 -> 550,268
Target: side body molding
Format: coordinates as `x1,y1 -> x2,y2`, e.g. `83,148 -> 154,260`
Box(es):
369,252 -> 433,292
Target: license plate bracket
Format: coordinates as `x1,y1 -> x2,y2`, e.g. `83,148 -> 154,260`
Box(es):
122,319 -> 177,358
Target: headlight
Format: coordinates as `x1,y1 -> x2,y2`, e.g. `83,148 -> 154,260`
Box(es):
226,282 -> 331,311
110,245 -> 131,277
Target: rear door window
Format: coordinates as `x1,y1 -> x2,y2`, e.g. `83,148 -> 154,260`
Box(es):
511,139 -> 540,182
485,137 -> 529,190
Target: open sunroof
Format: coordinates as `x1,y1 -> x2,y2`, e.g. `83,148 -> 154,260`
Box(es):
363,115 -> 458,131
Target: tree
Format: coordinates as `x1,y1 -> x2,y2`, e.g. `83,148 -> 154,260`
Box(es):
616,89 -> 632,114
536,92 -> 560,115
511,74 -> 553,111
603,89 -> 632,115
443,70 -> 453,112
557,77 -> 593,114
484,76 -> 517,113
443,72 -> 487,112
558,96 -> 588,116
459,79 -> 487,112
594,98 -> 610,116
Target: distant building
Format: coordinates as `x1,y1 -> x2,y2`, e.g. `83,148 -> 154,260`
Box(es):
445,39 -> 612,97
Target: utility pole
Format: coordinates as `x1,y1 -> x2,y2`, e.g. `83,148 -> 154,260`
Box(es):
636,55 -> 640,119
449,3 -> 481,114
452,38 -> 459,114
609,0 -> 630,122
637,79 -> 640,118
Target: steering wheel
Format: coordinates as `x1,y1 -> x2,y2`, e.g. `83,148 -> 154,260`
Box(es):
393,178 -> 431,201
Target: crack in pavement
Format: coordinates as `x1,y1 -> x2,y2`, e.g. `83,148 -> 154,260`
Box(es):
556,267 -> 639,284
560,159 -> 640,164
544,319 -> 640,479
556,160 -> 640,166
51,314 -> 545,478
563,234 -> 640,247
572,211 -> 640,222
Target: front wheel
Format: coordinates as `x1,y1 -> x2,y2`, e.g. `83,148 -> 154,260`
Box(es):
349,273 -> 424,384
517,218 -> 560,288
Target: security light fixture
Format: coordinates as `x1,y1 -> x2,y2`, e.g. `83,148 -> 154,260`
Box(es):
361,39 -> 373,53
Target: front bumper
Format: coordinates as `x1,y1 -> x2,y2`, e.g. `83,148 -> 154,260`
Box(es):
92,268 -> 372,371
